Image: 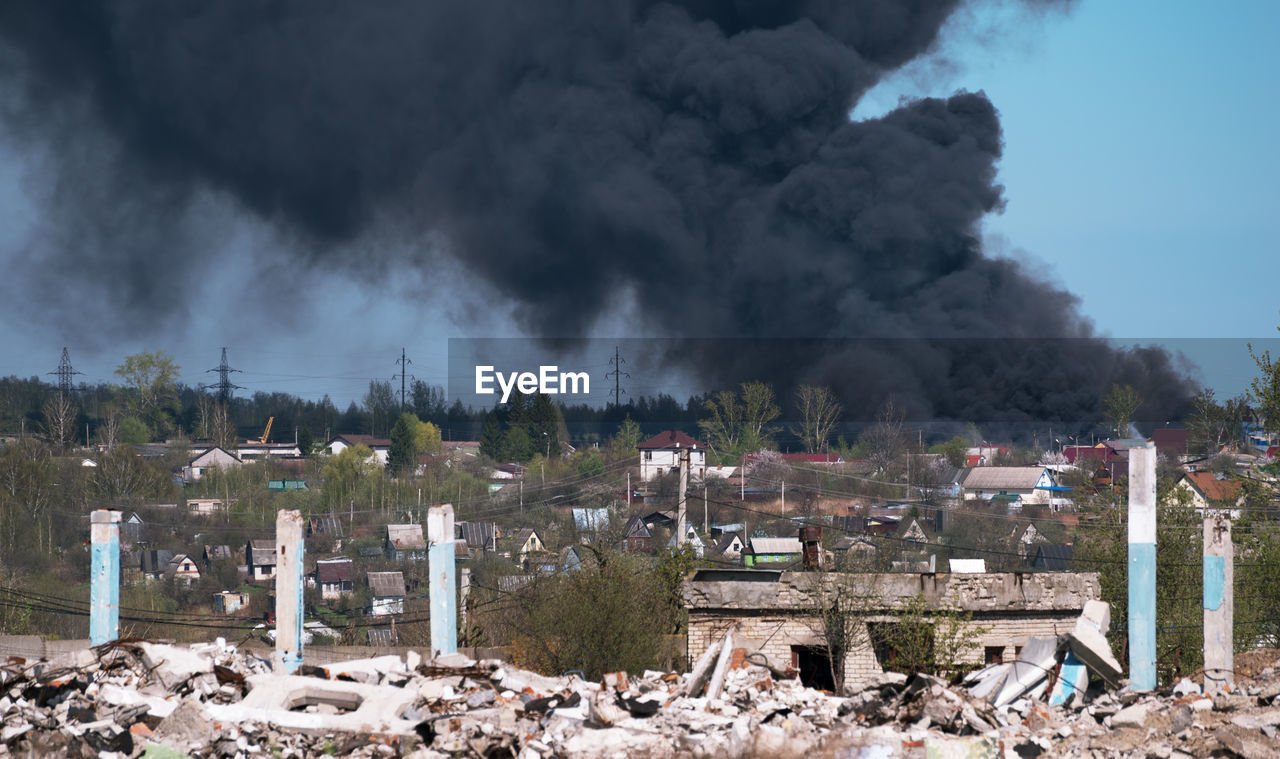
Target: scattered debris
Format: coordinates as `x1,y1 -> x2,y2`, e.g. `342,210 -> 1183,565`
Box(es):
1,613 -> 1279,758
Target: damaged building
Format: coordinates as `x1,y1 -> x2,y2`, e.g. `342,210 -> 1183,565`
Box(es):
682,570 -> 1100,690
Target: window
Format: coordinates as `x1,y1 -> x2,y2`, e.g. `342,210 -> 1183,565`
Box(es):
984,646 -> 1005,664
643,451 -> 653,461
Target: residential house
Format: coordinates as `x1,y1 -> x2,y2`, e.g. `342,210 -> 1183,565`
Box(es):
682,570 -> 1101,691
712,532 -> 745,561
506,528 -> 546,562
1175,472 -> 1245,516
642,510 -> 676,531
121,513 -> 146,544
964,445 -> 1010,467
182,447 -> 242,483
1031,544 -> 1076,571
187,498 -> 230,515
368,571 -> 406,616
385,524 -> 426,561
314,558 -> 355,601
961,466 -> 1059,506
325,434 -> 392,466
246,539 -> 277,581
1012,523 -> 1045,561
202,544 -> 233,568
638,430 -> 708,482
666,524 -> 706,558
743,537 -> 802,568
138,550 -> 176,581
490,463 -> 525,480
456,521 -> 496,554
163,554 -> 201,584
621,515 -> 653,553
560,544 -> 596,572
832,535 -> 878,569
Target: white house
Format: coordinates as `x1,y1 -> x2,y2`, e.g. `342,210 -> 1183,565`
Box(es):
368,571 -> 406,616
960,466 -> 1059,506
182,446 -> 242,483
325,434 -> 391,466
163,554 -> 201,585
314,558 -> 355,601
246,539 -> 277,581
638,430 -> 708,482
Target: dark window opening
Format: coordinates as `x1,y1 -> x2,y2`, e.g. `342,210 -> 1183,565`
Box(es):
868,621 -> 935,676
984,646 -> 1005,665
790,645 -> 835,691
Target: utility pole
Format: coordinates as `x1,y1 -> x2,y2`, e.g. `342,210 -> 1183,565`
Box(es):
89,510 -> 121,646
274,509 -> 305,674
626,472 -> 631,507
395,348 -> 413,411
428,504 -> 458,656
1203,516 -> 1233,694
676,448 -> 689,547
604,345 -> 628,409
1127,441 -> 1157,691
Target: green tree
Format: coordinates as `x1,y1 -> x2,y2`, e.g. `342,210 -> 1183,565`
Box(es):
388,412 -> 421,475
928,435 -> 969,468
1103,383 -> 1142,439
527,393 -> 563,459
115,350 -> 181,435
1248,321 -> 1280,439
414,419 -> 443,455
611,415 -> 642,459
322,443 -> 376,508
697,381 -> 781,460
118,416 -> 150,445
479,411 -> 505,460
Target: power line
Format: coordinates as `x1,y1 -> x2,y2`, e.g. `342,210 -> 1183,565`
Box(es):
47,347 -> 83,396
200,347 -> 244,401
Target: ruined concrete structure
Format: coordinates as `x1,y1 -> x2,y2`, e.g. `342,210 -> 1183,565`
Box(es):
682,570 -> 1100,688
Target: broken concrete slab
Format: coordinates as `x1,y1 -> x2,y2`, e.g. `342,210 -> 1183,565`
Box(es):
993,637 -> 1060,707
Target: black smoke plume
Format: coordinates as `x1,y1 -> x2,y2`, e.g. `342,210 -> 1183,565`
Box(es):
0,1 -> 1192,426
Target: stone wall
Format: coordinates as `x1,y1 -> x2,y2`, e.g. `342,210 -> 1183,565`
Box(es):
683,571 -> 1098,689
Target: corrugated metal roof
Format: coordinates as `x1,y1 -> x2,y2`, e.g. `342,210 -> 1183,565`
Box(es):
368,571 -> 406,597
748,537 -> 801,555
962,466 -> 1050,490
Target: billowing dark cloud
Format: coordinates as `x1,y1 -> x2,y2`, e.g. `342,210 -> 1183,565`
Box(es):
0,0 -> 1189,425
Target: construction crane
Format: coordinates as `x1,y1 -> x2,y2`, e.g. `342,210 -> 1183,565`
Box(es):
255,416 -> 274,445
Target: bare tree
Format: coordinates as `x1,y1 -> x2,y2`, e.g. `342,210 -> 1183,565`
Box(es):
98,404 -> 122,447
41,393 -> 78,452
796,385 -> 842,454
698,389 -> 743,458
211,402 -> 237,451
1103,383 -> 1142,439
861,399 -> 909,477
805,573 -> 878,694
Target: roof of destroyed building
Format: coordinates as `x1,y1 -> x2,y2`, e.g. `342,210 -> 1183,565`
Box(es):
962,466 -> 1051,490
368,571 -> 406,597
385,523 -> 426,550
315,558 -> 354,583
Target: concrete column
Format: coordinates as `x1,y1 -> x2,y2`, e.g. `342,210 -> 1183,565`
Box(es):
1127,441 -> 1157,691
1203,516 -> 1233,694
274,509 -> 305,674
428,503 -> 457,656
89,510 -> 122,646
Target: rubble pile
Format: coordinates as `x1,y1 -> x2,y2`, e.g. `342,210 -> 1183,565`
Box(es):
0,619 -> 1278,758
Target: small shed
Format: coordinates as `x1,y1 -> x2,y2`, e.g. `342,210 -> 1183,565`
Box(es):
368,571 -> 406,616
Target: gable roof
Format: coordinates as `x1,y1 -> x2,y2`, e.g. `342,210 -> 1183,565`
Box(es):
1180,471 -> 1244,502
748,537 -> 802,555
457,521 -> 495,549
622,515 -> 651,540
638,430 -> 703,450
385,524 -> 426,550
204,544 -> 233,561
962,466 -> 1052,491
248,540 -> 277,566
1032,544 -> 1075,571
367,571 -> 406,597
316,557 -> 354,583
713,532 -> 744,555
188,446 -> 241,466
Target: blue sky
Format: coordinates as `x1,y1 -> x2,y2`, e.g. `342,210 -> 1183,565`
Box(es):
0,0 -> 1277,407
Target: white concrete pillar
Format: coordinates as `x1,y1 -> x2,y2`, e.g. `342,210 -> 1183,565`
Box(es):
275,509 -> 305,673
1203,516 -> 1233,694
1127,441 -> 1157,691
428,504 -> 457,655
90,510 -> 122,646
